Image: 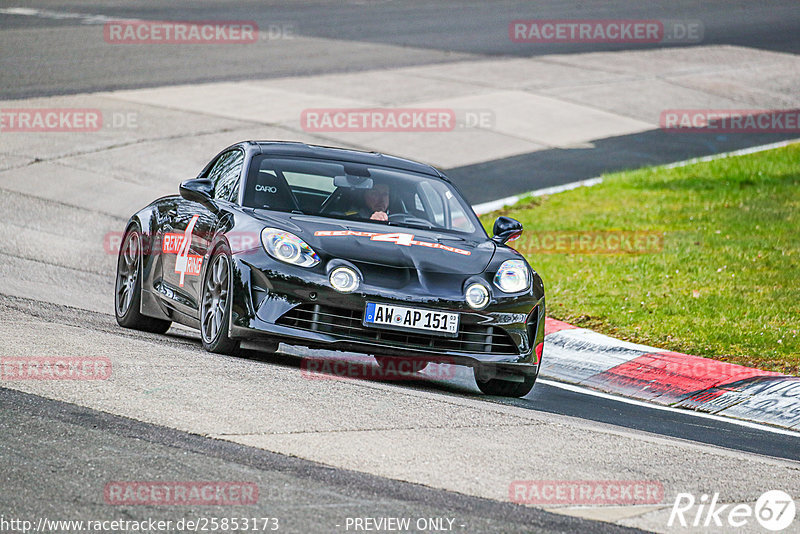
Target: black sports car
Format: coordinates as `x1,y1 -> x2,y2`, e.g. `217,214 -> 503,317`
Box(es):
115,141 -> 545,397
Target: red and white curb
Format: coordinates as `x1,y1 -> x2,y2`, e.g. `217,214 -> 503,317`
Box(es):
472,141 -> 800,431
542,318 -> 800,431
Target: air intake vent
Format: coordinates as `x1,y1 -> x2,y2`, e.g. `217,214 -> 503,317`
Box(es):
277,303 -> 518,354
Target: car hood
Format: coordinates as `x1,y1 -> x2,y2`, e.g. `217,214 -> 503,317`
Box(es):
252,211 -> 496,275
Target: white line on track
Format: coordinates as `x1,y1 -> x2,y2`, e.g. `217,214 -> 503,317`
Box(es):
472,177 -> 603,215
474,138 -> 800,434
472,138 -> 800,215
538,378 -> 800,439
662,138 -> 800,169
0,7 -> 138,24
0,6 -> 285,42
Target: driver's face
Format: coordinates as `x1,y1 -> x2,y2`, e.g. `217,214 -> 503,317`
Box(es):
364,183 -> 389,212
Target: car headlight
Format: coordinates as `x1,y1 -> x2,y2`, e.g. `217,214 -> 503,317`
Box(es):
261,228 -> 320,268
465,283 -> 490,309
493,260 -> 530,293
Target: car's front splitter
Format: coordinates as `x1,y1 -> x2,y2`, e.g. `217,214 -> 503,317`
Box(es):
227,254 -> 545,374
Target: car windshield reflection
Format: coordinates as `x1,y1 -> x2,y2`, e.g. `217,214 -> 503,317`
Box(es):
243,156 -> 478,235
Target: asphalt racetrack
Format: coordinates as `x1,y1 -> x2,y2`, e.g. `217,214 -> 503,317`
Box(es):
1,2 -> 799,533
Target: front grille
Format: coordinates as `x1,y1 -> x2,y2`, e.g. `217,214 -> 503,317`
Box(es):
276,303 -> 519,355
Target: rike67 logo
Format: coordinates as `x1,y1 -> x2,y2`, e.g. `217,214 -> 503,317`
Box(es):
669,490 -> 796,531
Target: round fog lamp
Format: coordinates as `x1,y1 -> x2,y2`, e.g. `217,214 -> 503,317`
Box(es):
465,283 -> 490,309
329,266 -> 359,293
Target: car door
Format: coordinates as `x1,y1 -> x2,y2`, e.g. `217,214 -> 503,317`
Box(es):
160,149 -> 244,317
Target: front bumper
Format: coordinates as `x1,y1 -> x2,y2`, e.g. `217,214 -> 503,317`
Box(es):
227,253 -> 545,374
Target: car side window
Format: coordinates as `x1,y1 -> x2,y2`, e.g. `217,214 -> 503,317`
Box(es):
419,181 -> 445,226
446,191 -> 475,233
208,150 -> 244,202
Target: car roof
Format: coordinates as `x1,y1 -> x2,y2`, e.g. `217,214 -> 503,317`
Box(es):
243,140 -> 448,180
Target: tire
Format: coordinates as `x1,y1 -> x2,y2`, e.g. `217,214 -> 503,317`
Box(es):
474,368 -> 537,398
115,227 -> 172,334
200,245 -> 239,355
375,356 -> 429,374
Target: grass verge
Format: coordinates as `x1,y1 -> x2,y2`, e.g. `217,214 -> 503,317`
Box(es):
480,144 -> 800,375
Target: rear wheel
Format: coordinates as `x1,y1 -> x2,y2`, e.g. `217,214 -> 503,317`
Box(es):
200,246 -> 239,355
474,368 -> 536,398
115,227 -> 171,334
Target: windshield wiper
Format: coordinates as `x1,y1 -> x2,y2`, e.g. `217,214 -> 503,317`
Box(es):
385,221 -> 435,230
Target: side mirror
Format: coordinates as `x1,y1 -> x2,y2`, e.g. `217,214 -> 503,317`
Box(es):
179,178 -> 217,211
492,216 -> 523,244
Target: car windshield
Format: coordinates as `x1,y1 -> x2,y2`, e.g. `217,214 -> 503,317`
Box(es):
243,155 -> 480,235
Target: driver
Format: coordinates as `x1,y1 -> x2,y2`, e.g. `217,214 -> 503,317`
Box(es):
359,182 -> 390,221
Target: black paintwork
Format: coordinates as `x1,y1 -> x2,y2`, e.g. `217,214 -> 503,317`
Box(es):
124,141 -> 545,377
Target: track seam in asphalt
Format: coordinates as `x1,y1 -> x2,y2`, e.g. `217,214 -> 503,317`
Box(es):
0,386 -> 642,533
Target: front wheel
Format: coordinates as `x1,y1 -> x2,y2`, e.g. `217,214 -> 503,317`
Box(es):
474,368 -> 537,397
200,246 -> 239,355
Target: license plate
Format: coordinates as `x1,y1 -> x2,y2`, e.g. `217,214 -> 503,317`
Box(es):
364,302 -> 459,337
